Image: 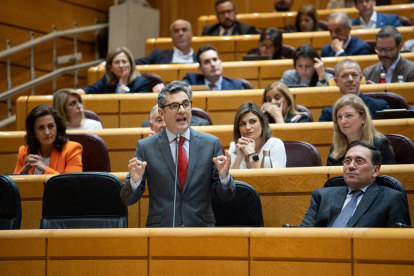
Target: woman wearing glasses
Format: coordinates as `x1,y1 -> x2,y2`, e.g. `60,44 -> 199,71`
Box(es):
230,102 -> 286,169
280,44 -> 333,87
256,27 -> 284,60
327,94 -> 395,166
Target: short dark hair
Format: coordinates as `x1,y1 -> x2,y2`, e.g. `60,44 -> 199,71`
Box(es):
259,27 -> 283,59
158,81 -> 192,109
215,0 -> 235,10
376,25 -> 402,46
25,104 -> 68,154
346,140 -> 382,167
197,44 -> 218,64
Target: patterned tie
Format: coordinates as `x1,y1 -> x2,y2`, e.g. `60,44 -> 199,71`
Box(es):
332,190 -> 364,228
208,83 -> 215,90
222,30 -> 229,36
177,136 -> 188,190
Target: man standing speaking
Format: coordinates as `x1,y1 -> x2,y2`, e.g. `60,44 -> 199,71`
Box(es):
121,82 -> 235,227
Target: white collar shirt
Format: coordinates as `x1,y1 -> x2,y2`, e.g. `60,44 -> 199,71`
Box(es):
172,47 -> 195,63
359,11 -> 377,29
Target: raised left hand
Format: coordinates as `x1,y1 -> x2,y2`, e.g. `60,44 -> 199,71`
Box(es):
213,150 -> 232,179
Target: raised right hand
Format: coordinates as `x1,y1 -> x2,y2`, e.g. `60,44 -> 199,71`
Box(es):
331,38 -> 344,53
128,157 -> 147,183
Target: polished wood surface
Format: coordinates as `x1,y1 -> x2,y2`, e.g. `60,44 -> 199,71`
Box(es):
0,228 -> 413,276
8,165 -> 414,229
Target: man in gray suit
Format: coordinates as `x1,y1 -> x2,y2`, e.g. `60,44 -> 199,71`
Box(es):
364,26 -> 414,83
121,82 -> 235,227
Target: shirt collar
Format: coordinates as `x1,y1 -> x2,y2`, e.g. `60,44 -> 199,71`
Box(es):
219,25 -> 234,36
343,35 -> 352,50
359,10 -> 377,25
347,182 -> 373,194
173,46 -> 194,58
204,76 -> 223,89
166,126 -> 191,143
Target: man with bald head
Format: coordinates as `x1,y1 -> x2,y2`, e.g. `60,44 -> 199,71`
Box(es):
135,19 -> 196,64
321,12 -> 371,57
319,59 -> 389,122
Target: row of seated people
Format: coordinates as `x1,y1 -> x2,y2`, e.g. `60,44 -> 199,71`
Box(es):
7,81 -> 411,229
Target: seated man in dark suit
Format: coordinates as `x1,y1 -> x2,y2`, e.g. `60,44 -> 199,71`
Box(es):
301,140 -> 410,227
364,26 -> 414,83
351,0 -> 402,29
183,45 -> 246,90
135,19 -> 196,65
319,59 -> 389,121
321,12 -> 371,57
202,0 -> 258,36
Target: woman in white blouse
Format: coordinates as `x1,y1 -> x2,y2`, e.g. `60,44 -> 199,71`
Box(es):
53,88 -> 103,130
230,102 -> 287,169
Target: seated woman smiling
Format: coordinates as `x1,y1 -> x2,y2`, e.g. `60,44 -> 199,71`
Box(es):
230,102 -> 286,169
327,94 -> 395,166
14,105 -> 83,174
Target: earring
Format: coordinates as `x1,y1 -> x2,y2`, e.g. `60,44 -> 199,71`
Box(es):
362,121 -> 365,125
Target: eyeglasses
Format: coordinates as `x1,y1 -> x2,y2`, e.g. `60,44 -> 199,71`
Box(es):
374,46 -> 397,54
161,100 -> 192,112
342,158 -> 367,166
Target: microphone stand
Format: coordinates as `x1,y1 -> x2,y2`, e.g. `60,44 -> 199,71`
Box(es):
173,132 -> 180,228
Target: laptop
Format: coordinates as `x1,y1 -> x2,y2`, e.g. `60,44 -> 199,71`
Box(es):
375,109 -> 414,120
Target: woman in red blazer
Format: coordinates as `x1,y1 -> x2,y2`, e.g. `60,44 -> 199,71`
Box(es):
14,105 -> 83,174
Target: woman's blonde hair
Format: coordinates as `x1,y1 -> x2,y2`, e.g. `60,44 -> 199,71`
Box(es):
331,94 -> 384,159
53,88 -> 84,126
262,81 -> 304,120
105,47 -> 140,87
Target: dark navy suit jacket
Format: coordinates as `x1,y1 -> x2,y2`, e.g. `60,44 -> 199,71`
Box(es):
182,73 -> 245,90
202,21 -> 258,36
135,49 -> 197,65
352,13 -> 402,28
83,75 -> 149,94
321,36 -> 371,57
319,92 -> 390,121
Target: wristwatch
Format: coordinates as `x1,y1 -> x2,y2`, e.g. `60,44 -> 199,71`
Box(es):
248,152 -> 259,163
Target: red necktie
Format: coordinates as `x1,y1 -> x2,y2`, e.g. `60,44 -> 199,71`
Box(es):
178,136 -> 187,190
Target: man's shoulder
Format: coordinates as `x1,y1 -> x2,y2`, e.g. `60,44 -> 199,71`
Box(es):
363,62 -> 380,73
351,17 -> 360,25
236,21 -> 256,32
399,56 -> 414,68
202,23 -> 220,35
222,76 -> 244,89
319,106 -> 333,122
183,73 -> 204,84
360,93 -> 388,108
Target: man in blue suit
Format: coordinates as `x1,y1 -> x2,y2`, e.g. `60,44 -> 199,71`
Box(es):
319,59 -> 389,122
182,45 -> 246,90
352,0 -> 402,29
135,20 -> 197,65
321,12 -> 371,57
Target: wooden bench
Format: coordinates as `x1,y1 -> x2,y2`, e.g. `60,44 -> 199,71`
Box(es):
8,164 -> 414,229
143,27 -> 414,62
16,82 -> 414,129
197,4 -> 414,35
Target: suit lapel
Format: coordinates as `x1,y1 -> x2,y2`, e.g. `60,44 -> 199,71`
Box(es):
221,78 -> 229,90
391,58 -> 405,83
328,187 -> 348,227
156,130 -> 176,177
183,128 -> 199,194
347,183 -> 379,227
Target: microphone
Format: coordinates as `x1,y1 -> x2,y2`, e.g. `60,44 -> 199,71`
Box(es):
173,132 -> 181,228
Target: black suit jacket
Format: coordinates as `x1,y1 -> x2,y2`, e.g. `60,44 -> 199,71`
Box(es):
135,48 -> 197,65
301,182 -> 411,227
202,21 -> 258,36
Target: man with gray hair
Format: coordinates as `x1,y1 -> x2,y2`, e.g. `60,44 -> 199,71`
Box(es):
121,82 -> 235,227
363,26 -> 414,83
135,19 -> 196,64
319,59 -> 389,121
321,12 -> 371,57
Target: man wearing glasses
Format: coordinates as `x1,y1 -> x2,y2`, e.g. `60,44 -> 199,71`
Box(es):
363,26 -> 414,83
202,0 -> 258,36
301,141 -> 410,227
351,0 -> 402,29
120,82 -> 235,227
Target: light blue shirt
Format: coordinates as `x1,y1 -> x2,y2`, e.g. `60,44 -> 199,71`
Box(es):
204,76 -> 223,90
341,183 -> 373,215
381,54 -> 401,83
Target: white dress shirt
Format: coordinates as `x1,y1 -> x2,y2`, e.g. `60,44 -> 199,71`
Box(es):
335,35 -> 352,56
172,47 -> 195,63
205,76 -> 223,90
340,183 -> 372,215
359,11 -> 377,29
381,54 -> 401,83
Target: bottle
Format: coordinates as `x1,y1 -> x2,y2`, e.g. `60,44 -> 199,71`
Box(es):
380,73 -> 386,84
398,75 -> 404,83
261,149 -> 272,168
116,83 -> 122,93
